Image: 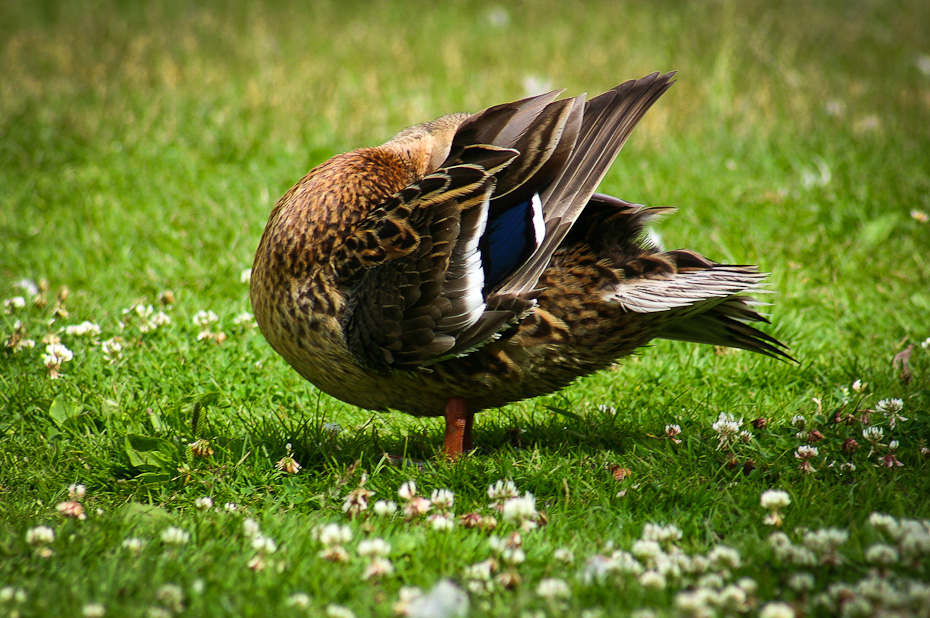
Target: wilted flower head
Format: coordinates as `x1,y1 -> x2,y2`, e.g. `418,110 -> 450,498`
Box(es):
275,443 -> 300,474
189,438 -> 214,458
342,487 -> 374,518
56,501 -> 86,520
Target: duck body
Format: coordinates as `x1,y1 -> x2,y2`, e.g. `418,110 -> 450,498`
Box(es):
250,72 -> 790,456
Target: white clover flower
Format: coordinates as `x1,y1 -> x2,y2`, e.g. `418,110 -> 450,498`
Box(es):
641,523 -> 683,545
65,321 -> 101,337
357,538 -> 391,558
286,593 -> 311,609
876,398 -> 907,428
791,414 -> 807,429
553,547 -> 574,563
82,602 -> 106,618
101,338 -> 122,362
373,500 -> 397,516
638,570 -> 666,590
363,557 -> 394,579
194,496 -> 213,511
795,445 -> 818,459
786,572 -> 815,592
759,601 -> 795,618
26,525 -> 55,545
160,526 -> 190,545
708,545 -> 741,570
674,588 -> 716,616
802,528 -> 848,558
232,311 -> 255,327
192,310 -> 219,328
149,312 -> 171,328
923,337 -> 930,350
403,496 -> 432,518
398,480 -> 417,501
876,398 -> 903,414
537,578 -> 571,600
739,430 -> 753,443
68,483 -> 86,501
392,587 -> 424,616
251,534 -> 277,555
736,577 -> 758,595
405,580 -> 468,618
716,585 -> 748,612
240,268 -> 252,284
43,342 -> 74,378
501,492 -> 537,523
16,279 -> 39,297
631,539 -> 663,562
318,523 -> 352,547
864,543 -> 899,566
429,514 -> 455,531
223,502 -> 238,512
3,296 -> 26,311
463,559 -> 494,581
488,479 -> 519,502
760,489 -> 791,511
500,547 -> 526,565
154,584 -> 184,612
711,412 -> 742,448
242,518 -> 261,538
851,379 -> 867,393
325,605 -> 355,618
430,489 -> 455,510
862,426 -> 884,444
122,537 -> 145,553
322,422 -> 343,436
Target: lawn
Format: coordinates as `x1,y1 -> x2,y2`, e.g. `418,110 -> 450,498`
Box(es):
1,0 -> 929,616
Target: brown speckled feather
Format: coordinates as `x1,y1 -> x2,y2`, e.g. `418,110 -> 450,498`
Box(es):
250,73 -> 792,453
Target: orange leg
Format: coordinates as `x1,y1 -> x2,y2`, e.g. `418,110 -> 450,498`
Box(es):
443,396 -> 473,460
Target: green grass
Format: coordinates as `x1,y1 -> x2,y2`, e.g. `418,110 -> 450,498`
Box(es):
2,0 -> 929,616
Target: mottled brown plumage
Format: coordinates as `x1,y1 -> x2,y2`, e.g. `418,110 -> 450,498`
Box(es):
250,72 -> 792,458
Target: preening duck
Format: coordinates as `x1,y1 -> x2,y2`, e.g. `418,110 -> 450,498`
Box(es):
250,72 -> 792,459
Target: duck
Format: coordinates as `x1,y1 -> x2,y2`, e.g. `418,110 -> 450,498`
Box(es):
250,71 -> 792,459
